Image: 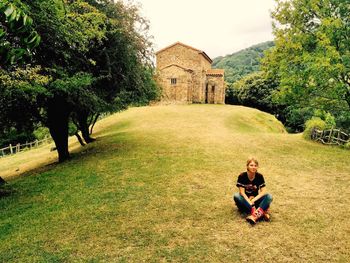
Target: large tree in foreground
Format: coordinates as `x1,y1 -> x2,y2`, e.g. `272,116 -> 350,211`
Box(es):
263,0 -> 350,131
1,0 -> 159,162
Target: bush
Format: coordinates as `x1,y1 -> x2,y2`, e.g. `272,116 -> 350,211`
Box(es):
283,107 -> 314,133
303,117 -> 326,140
0,129 -> 35,148
313,110 -> 336,128
233,72 -> 278,113
336,111 -> 350,134
33,127 -> 50,140
225,84 -> 240,104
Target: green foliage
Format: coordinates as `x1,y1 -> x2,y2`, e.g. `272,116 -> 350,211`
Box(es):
303,117 -> 326,140
0,0 -> 160,161
263,0 -> 350,132
313,110 -> 336,128
231,71 -> 279,113
65,0 -> 106,53
0,128 -> 34,148
48,72 -> 94,102
282,107 -> 314,133
225,85 -> 240,105
33,126 -> 49,140
0,66 -> 48,147
0,0 -> 40,66
303,111 -> 336,140
212,41 -> 274,84
68,121 -> 78,136
81,0 -> 159,111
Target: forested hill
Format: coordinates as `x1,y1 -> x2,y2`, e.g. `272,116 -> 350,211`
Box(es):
212,41 -> 274,84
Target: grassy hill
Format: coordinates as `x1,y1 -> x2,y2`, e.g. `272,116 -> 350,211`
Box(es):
0,105 -> 349,262
212,41 -> 274,84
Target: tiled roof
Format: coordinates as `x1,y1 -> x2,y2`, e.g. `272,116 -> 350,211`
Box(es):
206,69 -> 224,76
156,42 -> 212,63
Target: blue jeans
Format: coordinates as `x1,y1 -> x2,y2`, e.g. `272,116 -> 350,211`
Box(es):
233,193 -> 273,214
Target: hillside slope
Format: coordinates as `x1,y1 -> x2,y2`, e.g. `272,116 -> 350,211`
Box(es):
212,41 -> 274,83
0,105 -> 349,262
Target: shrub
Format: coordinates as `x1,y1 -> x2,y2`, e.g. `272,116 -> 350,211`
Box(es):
283,107 -> 314,133
225,84 -> 240,105
232,72 -> 278,113
33,127 -> 50,140
303,117 -> 326,140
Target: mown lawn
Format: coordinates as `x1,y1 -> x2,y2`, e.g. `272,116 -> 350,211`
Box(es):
0,104 -> 349,262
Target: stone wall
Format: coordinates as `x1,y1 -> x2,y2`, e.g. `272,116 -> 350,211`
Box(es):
156,42 -> 225,104
206,75 -> 225,104
159,65 -> 193,103
157,44 -> 210,72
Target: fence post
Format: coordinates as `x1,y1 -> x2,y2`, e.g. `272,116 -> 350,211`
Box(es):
10,144 -> 13,154
311,128 -> 315,140
35,139 -> 38,147
328,128 -> 333,143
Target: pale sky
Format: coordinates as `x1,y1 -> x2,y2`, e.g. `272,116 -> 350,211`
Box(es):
137,0 -> 277,59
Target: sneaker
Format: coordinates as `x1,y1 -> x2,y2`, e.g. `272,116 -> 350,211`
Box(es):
262,209 -> 271,221
263,212 -> 270,221
256,207 -> 264,216
246,214 -> 257,224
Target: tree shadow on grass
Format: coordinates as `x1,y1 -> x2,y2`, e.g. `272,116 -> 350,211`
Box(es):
0,188 -> 15,198
3,119 -> 134,181
0,178 -> 16,198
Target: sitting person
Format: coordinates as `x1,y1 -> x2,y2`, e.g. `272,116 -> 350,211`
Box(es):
233,157 -> 273,224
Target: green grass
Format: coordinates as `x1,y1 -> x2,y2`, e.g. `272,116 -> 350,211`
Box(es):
0,104 -> 349,262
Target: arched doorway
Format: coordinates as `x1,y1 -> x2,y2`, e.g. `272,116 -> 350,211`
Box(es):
205,81 -> 215,104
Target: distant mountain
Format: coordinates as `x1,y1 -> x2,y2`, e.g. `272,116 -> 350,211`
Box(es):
212,41 -> 275,84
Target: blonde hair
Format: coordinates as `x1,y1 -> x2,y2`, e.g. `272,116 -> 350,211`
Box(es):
246,157 -> 259,168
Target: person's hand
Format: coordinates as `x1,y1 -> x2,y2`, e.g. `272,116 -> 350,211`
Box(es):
248,196 -> 255,205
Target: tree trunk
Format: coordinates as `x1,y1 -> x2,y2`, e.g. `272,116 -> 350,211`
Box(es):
89,113 -> 100,135
47,97 -> 71,162
78,111 -> 96,143
74,132 -> 86,146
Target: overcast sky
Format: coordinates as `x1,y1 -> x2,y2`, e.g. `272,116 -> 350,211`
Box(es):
137,0 -> 277,59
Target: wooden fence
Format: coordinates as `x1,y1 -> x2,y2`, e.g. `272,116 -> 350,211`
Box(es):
311,128 -> 349,145
0,136 -> 53,158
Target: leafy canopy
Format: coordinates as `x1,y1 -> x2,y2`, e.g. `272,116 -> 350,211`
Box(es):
262,0 -> 350,131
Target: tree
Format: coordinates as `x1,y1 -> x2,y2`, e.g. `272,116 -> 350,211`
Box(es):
0,0 -> 159,162
263,0 -> 350,132
19,0 -> 107,161
70,0 -> 159,144
233,72 -> 279,112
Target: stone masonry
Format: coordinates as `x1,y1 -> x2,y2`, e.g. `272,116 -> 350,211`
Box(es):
156,42 -> 225,104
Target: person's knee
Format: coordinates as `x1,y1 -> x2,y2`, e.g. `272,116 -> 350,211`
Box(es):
233,193 -> 241,202
265,193 -> 273,203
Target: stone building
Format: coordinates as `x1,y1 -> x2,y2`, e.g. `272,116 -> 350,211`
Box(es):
156,42 -> 225,104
